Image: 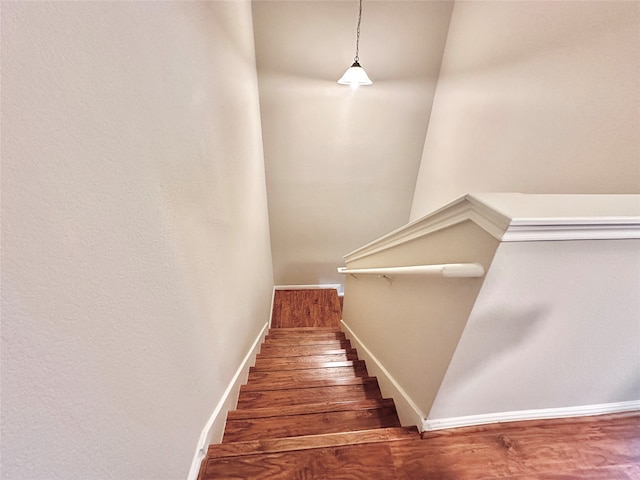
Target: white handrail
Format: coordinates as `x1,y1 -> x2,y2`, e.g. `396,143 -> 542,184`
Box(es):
337,263 -> 485,278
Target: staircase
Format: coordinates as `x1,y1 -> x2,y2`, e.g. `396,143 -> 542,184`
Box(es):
197,326 -> 420,479
195,289 -> 638,478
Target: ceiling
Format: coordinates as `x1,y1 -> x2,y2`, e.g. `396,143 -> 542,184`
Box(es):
252,0 -> 454,286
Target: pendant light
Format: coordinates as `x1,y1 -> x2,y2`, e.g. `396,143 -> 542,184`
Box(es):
338,0 -> 372,86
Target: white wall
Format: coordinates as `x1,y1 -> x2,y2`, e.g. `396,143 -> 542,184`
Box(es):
1,2 -> 273,479
430,239 -> 640,420
411,0 -> 640,218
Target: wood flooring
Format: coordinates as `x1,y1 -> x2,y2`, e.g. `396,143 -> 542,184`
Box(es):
198,288 -> 640,479
270,288 -> 342,328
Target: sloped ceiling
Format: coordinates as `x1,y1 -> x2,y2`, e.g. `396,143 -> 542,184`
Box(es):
252,0 -> 453,286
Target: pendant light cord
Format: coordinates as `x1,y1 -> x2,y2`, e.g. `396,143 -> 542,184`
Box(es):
354,0 -> 363,63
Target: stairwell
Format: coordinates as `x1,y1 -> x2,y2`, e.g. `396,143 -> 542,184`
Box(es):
196,288 -> 640,479
197,289 -> 421,479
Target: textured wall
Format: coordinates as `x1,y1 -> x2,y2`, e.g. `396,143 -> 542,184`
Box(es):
1,2 -> 273,479
411,1 -> 640,218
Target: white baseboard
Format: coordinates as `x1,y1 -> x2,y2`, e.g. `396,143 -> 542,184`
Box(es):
340,320 -> 426,430
186,322 -> 269,480
423,400 -> 640,431
274,284 -> 341,290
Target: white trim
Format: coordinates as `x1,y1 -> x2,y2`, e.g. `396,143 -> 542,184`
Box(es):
502,219 -> 640,242
343,194 -> 640,263
340,320 -> 426,430
422,400 -> 640,432
466,194 -> 514,240
344,195 -> 499,263
274,284 -> 342,290
186,322 -> 269,480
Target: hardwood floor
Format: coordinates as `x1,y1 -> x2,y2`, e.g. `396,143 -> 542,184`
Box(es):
408,412 -> 640,479
271,289 -> 342,328
198,288 -> 640,479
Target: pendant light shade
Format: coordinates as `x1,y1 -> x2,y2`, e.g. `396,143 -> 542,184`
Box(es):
338,61 -> 373,86
339,0 -> 372,86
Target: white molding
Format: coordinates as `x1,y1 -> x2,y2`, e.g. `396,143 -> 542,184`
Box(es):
343,194 -> 510,263
502,219 -> 640,242
422,400 -> 640,432
340,320 -> 426,430
466,194 -> 514,240
274,284 -> 341,290
187,322 -> 269,480
343,194 -> 640,263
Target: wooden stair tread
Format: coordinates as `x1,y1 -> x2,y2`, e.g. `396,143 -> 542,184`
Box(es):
200,440 -> 404,480
247,368 -> 368,388
228,398 -> 396,420
248,364 -> 367,381
257,346 -> 356,358
268,327 -> 341,332
265,332 -> 345,340
250,359 -> 365,372
207,426 -> 419,459
262,337 -> 349,346
240,376 -> 380,392
223,405 -> 402,442
259,342 -> 352,353
237,382 -> 383,409
253,352 -> 358,367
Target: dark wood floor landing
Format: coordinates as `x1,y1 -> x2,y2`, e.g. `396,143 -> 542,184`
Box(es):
270,288 -> 342,328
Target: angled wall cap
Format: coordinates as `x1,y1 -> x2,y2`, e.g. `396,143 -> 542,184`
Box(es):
344,193 -> 640,263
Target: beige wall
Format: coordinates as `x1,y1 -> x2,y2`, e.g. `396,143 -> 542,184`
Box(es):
342,221 -> 500,423
411,0 -> 640,218
1,2 -> 273,479
252,1 -> 453,286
